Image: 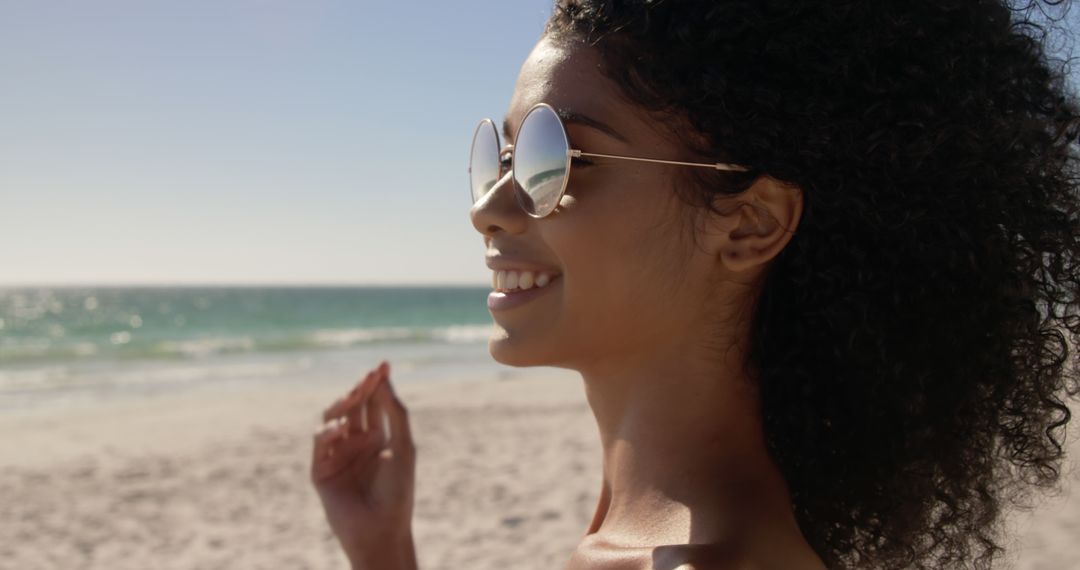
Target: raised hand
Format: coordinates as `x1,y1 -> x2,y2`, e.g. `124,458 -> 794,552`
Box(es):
311,361 -> 418,570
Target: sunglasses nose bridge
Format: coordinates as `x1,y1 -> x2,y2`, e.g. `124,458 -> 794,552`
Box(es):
499,144 -> 514,179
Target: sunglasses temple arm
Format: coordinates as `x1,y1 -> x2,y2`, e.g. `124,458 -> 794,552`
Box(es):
570,149 -> 750,172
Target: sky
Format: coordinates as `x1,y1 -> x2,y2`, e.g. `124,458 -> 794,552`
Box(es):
1,1 -> 1078,286
0,0 -> 552,286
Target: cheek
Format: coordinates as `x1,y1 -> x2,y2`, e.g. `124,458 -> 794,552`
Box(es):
546,186 -> 692,342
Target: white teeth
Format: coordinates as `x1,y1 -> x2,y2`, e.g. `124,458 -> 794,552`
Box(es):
492,269 -> 559,292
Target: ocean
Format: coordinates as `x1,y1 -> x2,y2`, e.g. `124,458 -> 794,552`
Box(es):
0,286 -> 502,411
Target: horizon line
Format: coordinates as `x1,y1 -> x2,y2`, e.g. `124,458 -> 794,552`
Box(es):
0,281 -> 491,289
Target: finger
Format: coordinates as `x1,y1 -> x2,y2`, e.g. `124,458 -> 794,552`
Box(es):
344,391 -> 377,435
321,368 -> 377,422
365,370 -> 386,434
311,422 -> 384,483
322,367 -> 380,422
311,418 -> 348,479
372,361 -> 414,451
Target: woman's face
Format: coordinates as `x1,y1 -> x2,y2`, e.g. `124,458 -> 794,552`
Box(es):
470,35 -> 732,372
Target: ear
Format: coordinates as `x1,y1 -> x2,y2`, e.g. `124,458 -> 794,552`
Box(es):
705,175 -> 803,274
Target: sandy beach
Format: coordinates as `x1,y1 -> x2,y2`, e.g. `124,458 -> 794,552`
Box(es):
1,366 -> 1077,570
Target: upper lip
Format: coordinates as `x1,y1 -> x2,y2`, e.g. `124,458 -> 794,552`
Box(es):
485,256 -> 562,274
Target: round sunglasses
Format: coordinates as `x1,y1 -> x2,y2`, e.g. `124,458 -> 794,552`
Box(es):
468,102 -> 752,218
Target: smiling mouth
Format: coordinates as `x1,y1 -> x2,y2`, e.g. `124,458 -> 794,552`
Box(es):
487,274 -> 562,311
491,269 -> 562,293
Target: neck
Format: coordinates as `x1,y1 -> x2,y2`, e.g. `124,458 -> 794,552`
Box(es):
577,341 -> 820,565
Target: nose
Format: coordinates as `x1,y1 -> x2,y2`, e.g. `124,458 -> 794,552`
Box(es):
470,169 -> 529,236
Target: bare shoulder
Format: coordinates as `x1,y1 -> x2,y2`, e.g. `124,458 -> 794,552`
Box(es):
567,535 -> 824,570
651,543 -> 754,570
566,536 -> 746,570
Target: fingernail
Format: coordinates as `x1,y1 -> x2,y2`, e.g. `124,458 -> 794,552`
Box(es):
378,360 -> 390,376
352,371 -> 372,392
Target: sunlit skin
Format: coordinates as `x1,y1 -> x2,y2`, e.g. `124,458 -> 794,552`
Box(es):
470,34 -> 824,569
310,32 -> 823,570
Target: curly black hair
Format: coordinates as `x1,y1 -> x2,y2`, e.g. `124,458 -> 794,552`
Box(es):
546,1 -> 1080,568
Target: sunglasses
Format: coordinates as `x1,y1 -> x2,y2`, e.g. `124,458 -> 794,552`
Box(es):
469,102 -> 752,218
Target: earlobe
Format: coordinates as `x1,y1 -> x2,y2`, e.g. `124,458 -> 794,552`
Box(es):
710,176 -> 803,273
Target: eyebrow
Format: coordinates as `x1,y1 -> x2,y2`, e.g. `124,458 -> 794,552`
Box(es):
502,107 -> 630,145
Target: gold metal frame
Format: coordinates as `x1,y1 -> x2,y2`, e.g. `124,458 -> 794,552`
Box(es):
469,118 -> 501,204
470,102 -> 752,219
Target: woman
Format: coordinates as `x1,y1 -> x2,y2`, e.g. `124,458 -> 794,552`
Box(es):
311,1 -> 1080,568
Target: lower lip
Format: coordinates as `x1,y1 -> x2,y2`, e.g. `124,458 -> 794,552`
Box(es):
487,276 -> 561,311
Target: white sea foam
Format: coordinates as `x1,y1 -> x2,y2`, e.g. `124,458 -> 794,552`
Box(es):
0,366 -> 71,391
431,324 -> 497,343
0,358 -> 308,398
307,324 -> 494,348
72,342 -> 98,356
309,327 -> 415,347
155,336 -> 256,359
110,360 -> 297,385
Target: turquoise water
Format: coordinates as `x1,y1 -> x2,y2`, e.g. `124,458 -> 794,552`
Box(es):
0,286 -> 493,362
0,286 -> 500,408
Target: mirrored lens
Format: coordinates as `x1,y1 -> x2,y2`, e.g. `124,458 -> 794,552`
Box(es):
469,119 -> 500,204
513,105 -> 569,217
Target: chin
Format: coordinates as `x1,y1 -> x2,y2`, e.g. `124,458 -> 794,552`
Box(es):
487,330 -> 552,368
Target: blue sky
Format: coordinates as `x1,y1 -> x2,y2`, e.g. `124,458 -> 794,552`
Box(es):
1,1 -> 1077,286
0,0 -> 552,286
